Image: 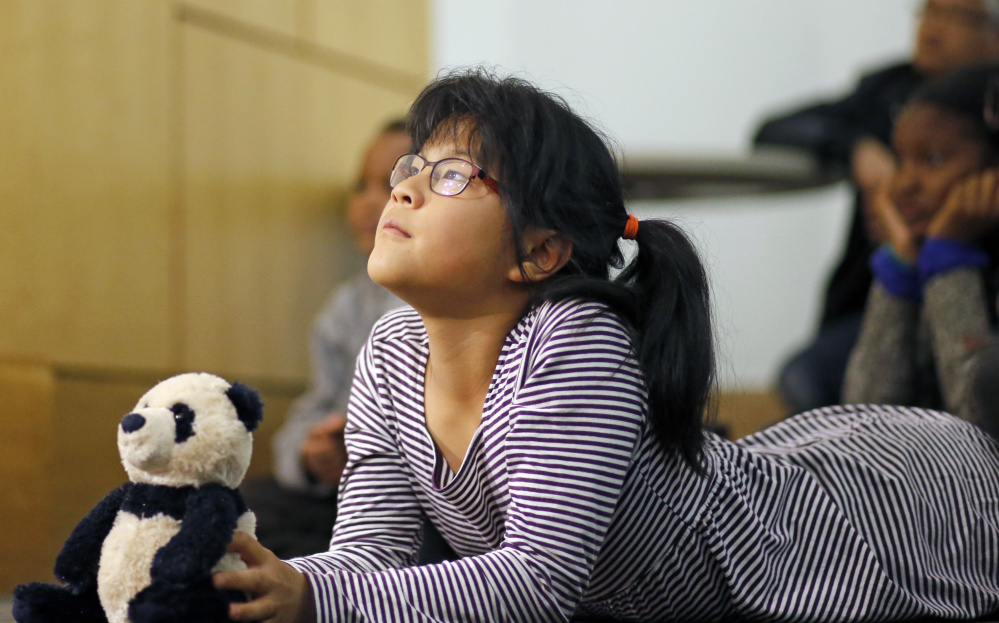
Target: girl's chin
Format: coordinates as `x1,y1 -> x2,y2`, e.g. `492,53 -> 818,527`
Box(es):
905,218 -> 931,240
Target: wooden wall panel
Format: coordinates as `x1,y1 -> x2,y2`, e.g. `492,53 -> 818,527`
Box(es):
180,0 -> 304,40
313,0 -> 429,77
50,374 -> 150,549
0,0 -> 428,377
180,25 -> 415,379
0,362 -> 57,589
0,2 -> 175,370
179,0 -> 429,80
0,0 -> 429,593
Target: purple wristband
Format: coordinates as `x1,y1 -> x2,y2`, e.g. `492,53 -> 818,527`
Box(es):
870,245 -> 921,301
917,237 -> 989,286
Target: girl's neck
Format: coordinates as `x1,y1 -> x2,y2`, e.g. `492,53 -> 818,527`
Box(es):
420,304 -> 527,474
422,308 -> 523,400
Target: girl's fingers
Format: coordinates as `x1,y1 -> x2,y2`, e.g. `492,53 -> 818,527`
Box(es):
229,596 -> 278,622
944,176 -> 972,215
213,534 -> 307,623
985,170 -> 999,216
874,185 -> 914,241
214,567 -> 263,594
870,184 -> 897,228
975,171 -> 995,214
955,177 -> 974,213
228,531 -> 269,566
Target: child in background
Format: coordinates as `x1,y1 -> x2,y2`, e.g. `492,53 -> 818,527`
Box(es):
217,69 -> 999,623
843,62 -> 999,431
244,121 -> 416,558
271,120 -> 408,499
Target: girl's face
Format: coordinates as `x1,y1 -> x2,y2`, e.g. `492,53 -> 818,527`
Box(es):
367,130 -> 523,314
889,103 -> 988,237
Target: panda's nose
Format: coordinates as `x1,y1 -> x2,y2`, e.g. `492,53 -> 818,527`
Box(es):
121,413 -> 146,433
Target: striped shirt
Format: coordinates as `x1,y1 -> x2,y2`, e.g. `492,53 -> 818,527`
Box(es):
287,298 -> 999,622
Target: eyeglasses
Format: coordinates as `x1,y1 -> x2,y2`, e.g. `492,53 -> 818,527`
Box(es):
389,153 -> 499,197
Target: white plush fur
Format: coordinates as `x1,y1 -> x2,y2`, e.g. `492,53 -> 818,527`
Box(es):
96,510 -> 255,623
98,513 -> 179,623
119,372 -> 254,488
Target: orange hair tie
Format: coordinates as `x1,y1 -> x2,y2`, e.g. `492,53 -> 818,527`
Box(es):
622,214 -> 639,240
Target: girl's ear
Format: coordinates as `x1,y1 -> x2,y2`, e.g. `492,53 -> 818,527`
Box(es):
509,228 -> 573,283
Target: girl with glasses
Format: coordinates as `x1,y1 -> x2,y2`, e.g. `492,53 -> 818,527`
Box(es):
215,68 -> 999,623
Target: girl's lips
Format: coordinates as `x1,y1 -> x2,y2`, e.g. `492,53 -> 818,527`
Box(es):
896,204 -> 927,223
383,218 -> 411,238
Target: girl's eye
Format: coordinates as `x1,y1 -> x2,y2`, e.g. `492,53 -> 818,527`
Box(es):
441,169 -> 469,183
925,151 -> 945,167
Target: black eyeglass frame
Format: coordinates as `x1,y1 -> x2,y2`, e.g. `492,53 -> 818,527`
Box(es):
390,153 -> 500,197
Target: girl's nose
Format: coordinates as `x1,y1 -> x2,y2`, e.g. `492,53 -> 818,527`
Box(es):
891,161 -> 919,195
390,172 -> 427,209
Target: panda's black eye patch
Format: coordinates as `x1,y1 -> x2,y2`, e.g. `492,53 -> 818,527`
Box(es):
170,403 -> 195,443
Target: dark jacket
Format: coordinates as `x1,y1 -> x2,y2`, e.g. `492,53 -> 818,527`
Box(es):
754,62 -> 924,327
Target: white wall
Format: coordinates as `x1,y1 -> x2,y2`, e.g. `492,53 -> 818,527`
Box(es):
431,1 -> 914,390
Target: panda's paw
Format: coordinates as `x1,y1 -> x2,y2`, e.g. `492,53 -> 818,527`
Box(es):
13,582 -> 106,623
128,580 -> 234,623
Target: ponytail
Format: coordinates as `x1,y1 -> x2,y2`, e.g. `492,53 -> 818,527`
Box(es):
533,217 -> 716,471
616,219 -> 715,470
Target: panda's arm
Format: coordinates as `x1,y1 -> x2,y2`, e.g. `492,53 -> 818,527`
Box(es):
148,483 -> 240,584
54,482 -> 132,591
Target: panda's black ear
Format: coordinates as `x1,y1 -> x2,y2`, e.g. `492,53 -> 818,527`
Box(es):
226,382 -> 263,432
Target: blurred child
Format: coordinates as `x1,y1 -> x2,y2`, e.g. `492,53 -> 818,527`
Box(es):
757,0 -> 999,414
843,62 -> 999,433
245,121 -> 411,558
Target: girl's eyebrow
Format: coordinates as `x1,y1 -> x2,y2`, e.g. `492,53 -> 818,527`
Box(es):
421,138 -> 473,158
430,148 -> 473,159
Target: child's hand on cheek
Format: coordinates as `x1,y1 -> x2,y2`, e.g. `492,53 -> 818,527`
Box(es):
928,168 -> 999,243
871,182 -> 920,264
213,532 -> 315,623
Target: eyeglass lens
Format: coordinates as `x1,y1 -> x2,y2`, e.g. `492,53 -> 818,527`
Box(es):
430,161 -> 474,196
390,154 -> 477,197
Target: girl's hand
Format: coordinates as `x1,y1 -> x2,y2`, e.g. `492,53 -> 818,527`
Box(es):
869,182 -> 919,263
302,412 -> 348,485
853,137 -> 896,190
213,532 -> 315,623
854,138 -> 896,246
928,168 -> 999,242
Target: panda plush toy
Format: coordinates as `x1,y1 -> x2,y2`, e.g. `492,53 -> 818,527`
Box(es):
13,372 -> 263,623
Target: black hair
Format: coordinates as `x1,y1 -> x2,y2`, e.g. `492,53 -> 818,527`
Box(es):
407,68 -> 715,470
380,117 -> 409,136
907,61 -> 999,157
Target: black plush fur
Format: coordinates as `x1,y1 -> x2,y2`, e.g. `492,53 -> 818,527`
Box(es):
226,382 -> 263,432
13,482 -> 248,623
12,583 -> 106,623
